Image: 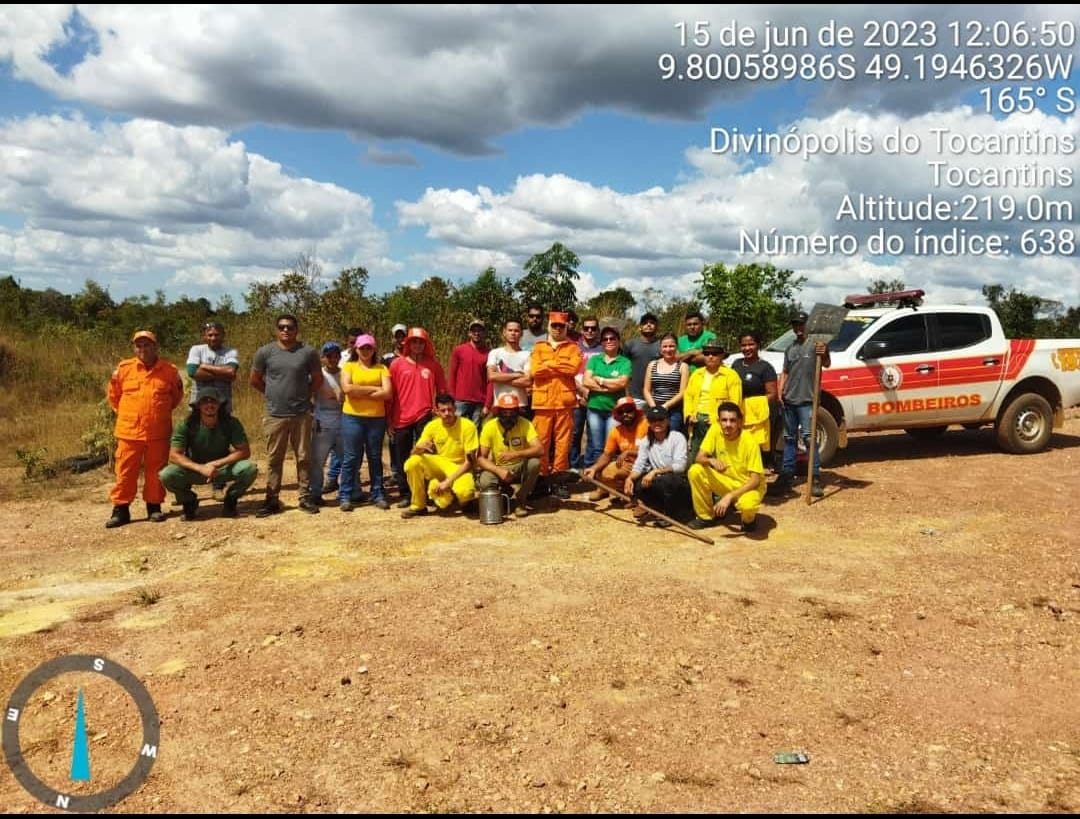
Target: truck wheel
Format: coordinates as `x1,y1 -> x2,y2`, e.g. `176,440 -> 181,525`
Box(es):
814,408 -> 839,467
996,392 -> 1053,454
905,426 -> 948,440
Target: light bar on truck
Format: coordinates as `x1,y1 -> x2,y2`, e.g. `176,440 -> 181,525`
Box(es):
843,289 -> 925,309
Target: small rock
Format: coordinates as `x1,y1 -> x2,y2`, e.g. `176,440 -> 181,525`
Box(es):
173,532 -> 187,540
340,676 -> 351,685
473,600 -> 484,609
649,771 -> 666,783
357,666 -> 369,675
915,611 -> 927,620
262,635 -> 279,647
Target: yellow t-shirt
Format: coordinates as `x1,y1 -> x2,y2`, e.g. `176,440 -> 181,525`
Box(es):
417,416 -> 478,465
698,425 -> 764,486
342,361 -> 389,417
479,417 -> 539,461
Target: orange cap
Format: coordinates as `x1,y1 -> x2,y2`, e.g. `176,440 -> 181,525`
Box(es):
614,396 -> 639,415
548,311 -> 569,324
495,393 -> 520,410
132,330 -> 158,343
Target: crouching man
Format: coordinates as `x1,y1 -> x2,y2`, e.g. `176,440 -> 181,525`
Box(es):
686,401 -> 764,533
476,393 -> 543,518
159,388 -> 258,520
402,393 -> 478,518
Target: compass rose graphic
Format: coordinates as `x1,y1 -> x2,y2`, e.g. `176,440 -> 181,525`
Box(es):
3,655 -> 160,812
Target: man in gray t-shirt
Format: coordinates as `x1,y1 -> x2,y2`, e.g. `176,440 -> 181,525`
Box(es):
777,311 -> 830,493
249,313 -> 323,516
623,313 -> 660,408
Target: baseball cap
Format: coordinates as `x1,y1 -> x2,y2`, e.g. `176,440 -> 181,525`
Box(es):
468,318 -> 485,329
548,311 -> 569,324
701,343 -> 725,355
391,323 -> 407,336
131,330 -> 157,343
646,406 -> 669,422
321,341 -> 342,355
353,333 -> 376,349
614,396 -> 640,415
495,393 -> 520,410
790,311 -> 809,324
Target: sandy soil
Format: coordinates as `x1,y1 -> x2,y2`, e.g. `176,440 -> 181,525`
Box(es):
1,416 -> 1078,813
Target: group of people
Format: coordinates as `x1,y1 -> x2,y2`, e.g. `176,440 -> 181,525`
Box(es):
104,307 -> 828,535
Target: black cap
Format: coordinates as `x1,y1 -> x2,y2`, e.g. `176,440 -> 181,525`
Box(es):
790,311 -> 809,324
645,406 -> 669,422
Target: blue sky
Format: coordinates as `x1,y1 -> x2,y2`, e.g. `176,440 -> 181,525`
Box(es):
0,5 -> 1076,310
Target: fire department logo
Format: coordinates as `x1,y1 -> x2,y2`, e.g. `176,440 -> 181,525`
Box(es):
878,365 -> 903,391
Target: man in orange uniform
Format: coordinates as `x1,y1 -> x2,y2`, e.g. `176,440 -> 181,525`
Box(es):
106,330 -> 184,528
528,311 -> 582,490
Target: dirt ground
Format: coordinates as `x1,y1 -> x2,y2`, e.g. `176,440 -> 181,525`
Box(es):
1,415 -> 1078,814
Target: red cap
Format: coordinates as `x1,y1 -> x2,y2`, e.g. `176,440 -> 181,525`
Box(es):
495,393 -> 520,410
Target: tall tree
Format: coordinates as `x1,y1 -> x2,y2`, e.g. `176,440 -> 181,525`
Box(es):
517,242 -> 580,310
696,262 -> 805,346
584,286 -> 636,320
452,267 -> 522,332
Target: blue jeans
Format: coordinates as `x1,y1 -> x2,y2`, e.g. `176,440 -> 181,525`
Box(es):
782,402 -> 819,477
341,415 -> 387,503
570,404 -> 587,469
309,418 -> 343,499
455,400 -> 484,425
585,408 -> 614,467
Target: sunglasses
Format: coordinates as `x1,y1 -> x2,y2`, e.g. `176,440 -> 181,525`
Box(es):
703,350 -> 722,356
277,324 -> 297,331
601,335 -> 619,341
550,322 -> 566,328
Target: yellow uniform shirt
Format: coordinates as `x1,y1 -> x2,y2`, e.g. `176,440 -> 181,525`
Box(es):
417,416 -> 478,465
479,417 -> 539,462
698,425 -> 764,486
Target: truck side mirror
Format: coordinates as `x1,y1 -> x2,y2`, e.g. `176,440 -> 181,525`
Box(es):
859,340 -> 889,359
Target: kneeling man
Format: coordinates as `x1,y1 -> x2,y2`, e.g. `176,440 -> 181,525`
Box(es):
686,401 -> 764,533
476,393 -> 543,518
159,388 -> 258,519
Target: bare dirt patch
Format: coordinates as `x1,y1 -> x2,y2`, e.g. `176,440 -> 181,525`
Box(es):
2,417 -> 1079,813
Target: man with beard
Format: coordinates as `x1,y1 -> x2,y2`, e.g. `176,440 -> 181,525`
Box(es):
475,393 -> 543,518
159,388 -> 258,520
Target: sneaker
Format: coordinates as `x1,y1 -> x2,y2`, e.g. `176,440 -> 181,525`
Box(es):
401,507 -> 427,519
298,497 -> 320,515
351,491 -> 371,504
552,485 -> 571,500
211,485 -> 226,502
146,503 -> 167,523
811,480 -> 825,498
654,519 -> 672,529
395,497 -> 412,509
775,471 -> 795,489
741,518 -> 758,533
221,497 -> 238,518
181,500 -> 199,521
587,488 -> 608,502
373,498 -> 390,511
255,499 -> 283,518
513,505 -> 529,519
105,505 -> 131,529
687,517 -> 713,530
339,501 -> 354,513
631,505 -> 650,520
324,479 -> 339,494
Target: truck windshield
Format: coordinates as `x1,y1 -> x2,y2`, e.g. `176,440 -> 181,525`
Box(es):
829,316 -> 882,351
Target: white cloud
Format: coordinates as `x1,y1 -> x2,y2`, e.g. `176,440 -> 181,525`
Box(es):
0,114 -> 389,299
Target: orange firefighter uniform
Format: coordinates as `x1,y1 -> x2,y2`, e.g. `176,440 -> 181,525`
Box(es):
108,356 -> 183,505
529,335 -> 582,474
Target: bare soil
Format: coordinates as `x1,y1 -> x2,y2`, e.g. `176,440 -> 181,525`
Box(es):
2,415 -> 1079,813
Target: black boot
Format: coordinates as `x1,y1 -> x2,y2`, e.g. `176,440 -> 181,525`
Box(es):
105,505 -> 131,529
147,503 -> 166,522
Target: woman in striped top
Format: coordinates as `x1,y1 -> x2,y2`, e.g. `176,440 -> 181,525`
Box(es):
643,333 -> 689,433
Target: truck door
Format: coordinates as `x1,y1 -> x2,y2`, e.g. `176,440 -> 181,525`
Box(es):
929,311 -> 1002,423
847,313 -> 940,429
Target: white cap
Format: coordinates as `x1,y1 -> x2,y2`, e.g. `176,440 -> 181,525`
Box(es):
391,323 -> 407,336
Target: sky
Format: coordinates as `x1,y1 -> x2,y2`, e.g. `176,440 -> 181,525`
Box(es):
0,4 -> 1077,312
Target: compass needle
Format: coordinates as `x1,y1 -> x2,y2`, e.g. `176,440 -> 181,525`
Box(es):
70,688 -> 91,782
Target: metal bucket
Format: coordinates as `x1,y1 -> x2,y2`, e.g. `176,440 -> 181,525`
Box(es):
477,489 -> 510,524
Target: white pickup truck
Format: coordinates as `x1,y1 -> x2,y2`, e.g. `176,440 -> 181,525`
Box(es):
743,290 -> 1080,465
